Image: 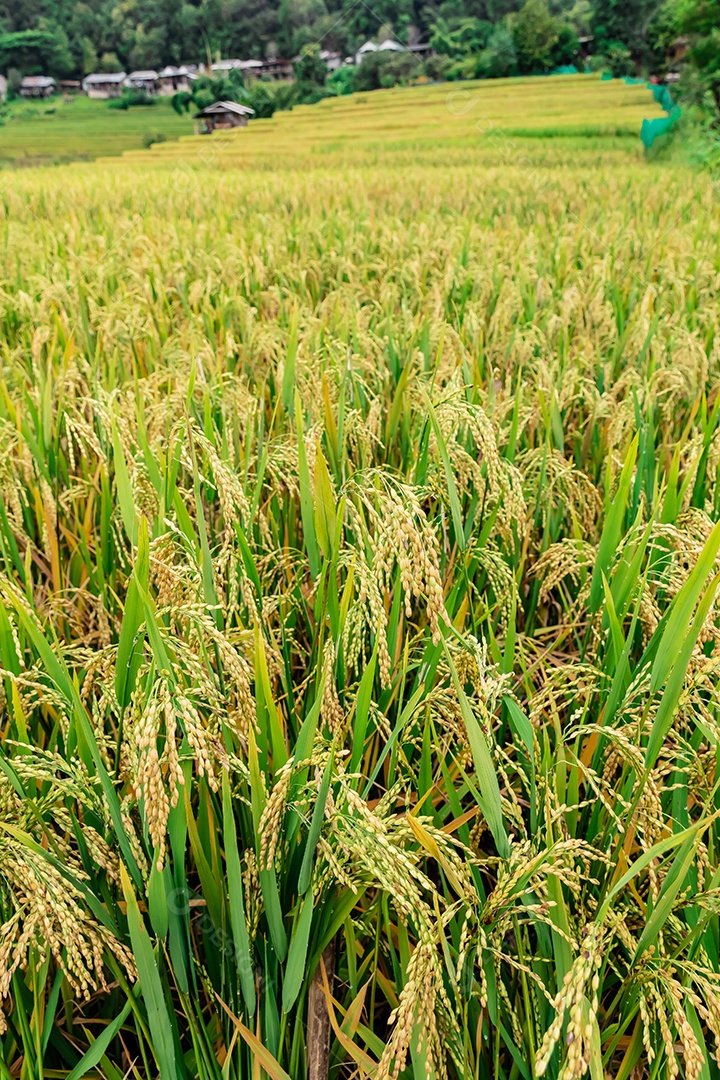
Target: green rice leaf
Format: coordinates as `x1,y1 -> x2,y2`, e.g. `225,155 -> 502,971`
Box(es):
443,639 -> 508,856
120,863 -> 178,1080
282,891 -> 314,1013
650,519 -> 720,695
222,773 -> 256,1015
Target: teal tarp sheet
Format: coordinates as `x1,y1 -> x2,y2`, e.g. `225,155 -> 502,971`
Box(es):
602,74 -> 681,148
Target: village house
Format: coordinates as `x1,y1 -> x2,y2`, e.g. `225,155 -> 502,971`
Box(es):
19,75 -> 56,98
210,59 -> 243,74
157,65 -> 198,95
83,72 -> 127,98
407,42 -> 432,59
378,39 -> 406,54
125,70 -> 159,93
238,59 -> 264,76
210,57 -> 292,80
59,79 -> 82,93
320,50 -> 342,71
194,100 -> 254,134
355,40 -> 378,65
354,39 -> 408,65
256,57 -> 293,79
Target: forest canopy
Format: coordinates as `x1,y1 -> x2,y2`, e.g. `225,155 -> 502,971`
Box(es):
0,0 -> 679,79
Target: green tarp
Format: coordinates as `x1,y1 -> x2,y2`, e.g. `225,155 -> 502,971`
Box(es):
649,83 -> 674,112
602,74 -> 681,149
640,106 -> 681,149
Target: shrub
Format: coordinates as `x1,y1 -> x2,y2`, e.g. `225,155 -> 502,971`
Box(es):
141,131 -> 168,148
605,42 -> 635,77
586,52 -> 610,72
108,89 -> 156,110
247,82 -> 277,119
423,54 -> 454,81
273,82 -> 299,111
126,89 -> 155,106
328,64 -> 356,95
354,50 -> 423,92
171,90 -> 193,115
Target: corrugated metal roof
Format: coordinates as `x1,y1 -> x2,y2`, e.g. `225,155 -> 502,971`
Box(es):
159,66 -> 198,79
194,100 -> 255,118
21,76 -> 56,87
84,72 -> 127,85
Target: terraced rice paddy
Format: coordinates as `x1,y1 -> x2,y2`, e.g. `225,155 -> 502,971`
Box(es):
0,95 -> 193,167
106,73 -> 662,170
1,73 -> 719,1080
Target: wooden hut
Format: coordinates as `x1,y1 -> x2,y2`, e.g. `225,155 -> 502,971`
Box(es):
19,76 -> 56,98
257,57 -> 294,79
194,100 -> 255,134
158,65 -> 198,95
125,70 -> 159,94
82,72 -> 127,98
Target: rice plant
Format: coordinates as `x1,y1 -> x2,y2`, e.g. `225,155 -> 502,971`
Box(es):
0,77 -> 719,1080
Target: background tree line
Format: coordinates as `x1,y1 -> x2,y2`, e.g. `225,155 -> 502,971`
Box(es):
0,0 -> 694,79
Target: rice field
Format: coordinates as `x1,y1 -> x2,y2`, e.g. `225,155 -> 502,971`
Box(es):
1,73 -> 719,1080
105,72 -> 662,172
0,96 -> 193,168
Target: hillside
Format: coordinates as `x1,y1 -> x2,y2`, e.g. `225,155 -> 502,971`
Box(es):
102,73 -> 663,171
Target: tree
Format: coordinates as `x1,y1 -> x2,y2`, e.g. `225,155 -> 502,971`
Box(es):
550,23 -> 580,65
129,24 -> 167,70
562,0 -> 592,36
676,0 -> 720,118
590,0 -> 665,64
40,21 -> 75,77
512,0 -> 559,72
278,0 -> 329,55
645,1 -> 684,75
80,36 -> 99,75
0,29 -> 58,75
477,23 -> 518,75
429,16 -> 494,58
293,43 -> 329,94
99,52 -> 123,73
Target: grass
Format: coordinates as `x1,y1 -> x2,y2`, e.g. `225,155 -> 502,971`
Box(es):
0,94 -> 193,166
0,72 -> 717,1080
